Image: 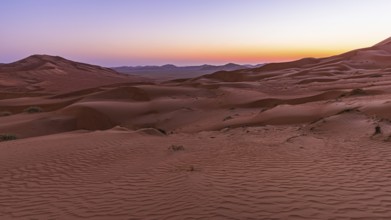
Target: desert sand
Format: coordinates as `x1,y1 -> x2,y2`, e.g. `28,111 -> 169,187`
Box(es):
1,38 -> 391,219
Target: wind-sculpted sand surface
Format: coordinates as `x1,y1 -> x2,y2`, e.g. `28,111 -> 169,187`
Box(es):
1,122 -> 391,219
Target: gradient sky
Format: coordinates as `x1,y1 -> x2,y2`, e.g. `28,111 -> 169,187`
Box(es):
1,0 -> 391,66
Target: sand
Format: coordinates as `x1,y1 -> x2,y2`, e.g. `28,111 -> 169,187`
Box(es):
1,38 -> 391,219
1,125 -> 391,219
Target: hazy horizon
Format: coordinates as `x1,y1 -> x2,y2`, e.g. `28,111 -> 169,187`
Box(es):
2,54 -> 265,68
1,0 -> 391,66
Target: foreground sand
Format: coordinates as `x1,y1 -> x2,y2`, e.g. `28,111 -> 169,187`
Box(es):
1,119 -> 391,219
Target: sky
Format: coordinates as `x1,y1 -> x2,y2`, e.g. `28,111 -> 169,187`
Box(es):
1,0 -> 391,66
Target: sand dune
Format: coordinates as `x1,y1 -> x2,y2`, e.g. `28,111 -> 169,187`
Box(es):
200,39 -> 391,83
1,38 -> 391,219
0,55 -> 146,93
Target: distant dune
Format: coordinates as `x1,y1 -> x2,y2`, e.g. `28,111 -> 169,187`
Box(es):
0,55 -> 147,94
199,38 -> 391,82
2,38 -> 391,219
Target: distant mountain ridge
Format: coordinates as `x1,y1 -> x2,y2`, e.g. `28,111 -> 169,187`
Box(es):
112,63 -> 264,80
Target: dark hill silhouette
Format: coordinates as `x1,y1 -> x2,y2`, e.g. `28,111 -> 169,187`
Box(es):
113,63 -> 263,80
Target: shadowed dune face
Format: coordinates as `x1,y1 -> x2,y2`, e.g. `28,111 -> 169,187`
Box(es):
2,39 -> 391,219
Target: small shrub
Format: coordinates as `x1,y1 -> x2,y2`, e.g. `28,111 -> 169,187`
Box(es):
156,128 -> 167,135
374,125 -> 382,135
350,88 -> 366,96
0,111 -> 12,117
24,106 -> 43,113
169,145 -> 184,151
188,165 -> 195,172
0,134 -> 17,142
223,116 -> 233,121
337,107 -> 359,115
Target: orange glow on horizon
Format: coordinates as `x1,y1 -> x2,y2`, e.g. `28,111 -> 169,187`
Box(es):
88,44 -> 357,65
60,33 -> 375,66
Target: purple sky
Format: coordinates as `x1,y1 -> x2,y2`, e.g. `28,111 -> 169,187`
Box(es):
1,0 -> 390,66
